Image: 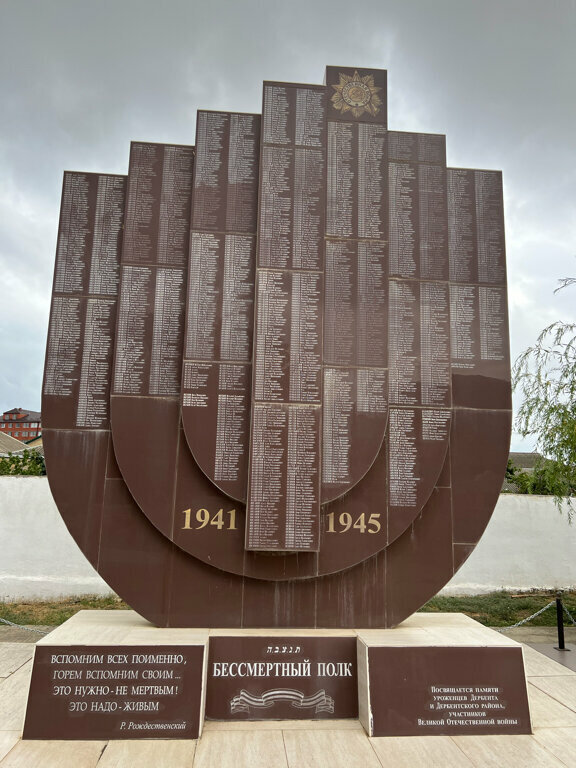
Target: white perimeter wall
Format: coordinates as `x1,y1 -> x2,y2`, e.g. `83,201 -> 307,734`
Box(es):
0,477 -> 112,600
1,477 -> 575,601
442,493 -> 576,595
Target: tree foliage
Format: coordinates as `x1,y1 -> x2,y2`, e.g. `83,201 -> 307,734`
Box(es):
0,449 -> 46,476
512,278 -> 576,514
504,458 -> 576,497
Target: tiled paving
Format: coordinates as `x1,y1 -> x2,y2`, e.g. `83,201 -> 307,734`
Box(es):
1,626 -> 576,767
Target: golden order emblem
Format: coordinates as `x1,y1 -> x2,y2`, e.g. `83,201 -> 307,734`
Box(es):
331,70 -> 382,118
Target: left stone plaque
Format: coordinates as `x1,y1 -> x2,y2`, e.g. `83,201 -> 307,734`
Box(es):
23,612 -> 208,740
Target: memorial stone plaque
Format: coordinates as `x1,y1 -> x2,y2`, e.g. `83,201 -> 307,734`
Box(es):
24,644 -> 205,740
363,646 -> 531,737
42,64 -> 511,631
206,636 -> 357,720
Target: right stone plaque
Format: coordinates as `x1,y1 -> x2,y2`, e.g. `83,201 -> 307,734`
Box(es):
359,645 -> 531,737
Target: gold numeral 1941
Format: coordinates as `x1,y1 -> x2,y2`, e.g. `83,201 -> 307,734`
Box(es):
182,508 -> 237,531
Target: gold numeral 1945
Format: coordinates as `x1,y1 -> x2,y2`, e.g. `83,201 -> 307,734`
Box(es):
326,511 -> 381,534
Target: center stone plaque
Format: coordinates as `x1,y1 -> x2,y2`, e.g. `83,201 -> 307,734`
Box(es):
41,65 -> 511,630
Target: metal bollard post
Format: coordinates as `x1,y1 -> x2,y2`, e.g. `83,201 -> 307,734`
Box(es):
555,594 -> 566,651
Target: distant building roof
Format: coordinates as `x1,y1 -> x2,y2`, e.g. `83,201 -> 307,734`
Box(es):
509,452 -> 542,470
0,432 -> 29,455
25,434 -> 44,450
502,451 -> 545,492
1,407 -> 42,423
22,438 -> 44,456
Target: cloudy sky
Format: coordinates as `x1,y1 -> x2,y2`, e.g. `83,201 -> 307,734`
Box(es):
1,0 -> 574,451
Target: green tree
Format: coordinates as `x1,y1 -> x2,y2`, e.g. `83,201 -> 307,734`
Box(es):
513,277 -> 576,516
0,449 -> 46,476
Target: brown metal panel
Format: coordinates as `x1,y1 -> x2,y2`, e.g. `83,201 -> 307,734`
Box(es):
381,416 -> 510,627
317,443 -> 388,576
447,168 -> 478,284
388,130 -> 446,165
387,407 -> 451,543
436,443 -> 452,488
122,142 -> 192,268
167,543 -> 244,628
110,143 -> 193,541
192,112 -> 260,234
181,233 -> 255,501
325,122 -> 388,242
42,429 -> 109,566
451,408 -> 512,543
182,356 -> 252,503
43,173 -> 125,430
448,168 -> 510,411
384,487 -> 454,627
174,415 -> 321,579
182,112 -> 260,502
172,426 -> 248,577
99,477 -> 172,625
322,106 -> 389,508
241,576 -> 318,628
321,239 -> 389,505
316,550 -> 387,628
41,170 -> 126,573
453,543 -> 475,572
110,396 -> 180,534
388,131 -> 448,282
247,400 -> 321,551
40,162 -> 243,627
384,131 -> 452,539
246,83 -> 327,552
243,549 -> 318,581
450,279 -> 511,410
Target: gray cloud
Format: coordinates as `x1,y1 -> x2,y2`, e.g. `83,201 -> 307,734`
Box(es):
2,0 -> 574,451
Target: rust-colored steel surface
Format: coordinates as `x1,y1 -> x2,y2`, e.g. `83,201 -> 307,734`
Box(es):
42,67 -> 510,627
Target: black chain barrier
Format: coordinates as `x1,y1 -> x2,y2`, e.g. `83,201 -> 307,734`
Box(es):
498,594 -> 574,651
0,616 -> 49,635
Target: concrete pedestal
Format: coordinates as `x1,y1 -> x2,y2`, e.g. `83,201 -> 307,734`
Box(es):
23,611 -> 531,740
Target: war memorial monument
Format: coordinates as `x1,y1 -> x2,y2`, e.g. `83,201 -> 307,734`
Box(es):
23,66 -> 531,739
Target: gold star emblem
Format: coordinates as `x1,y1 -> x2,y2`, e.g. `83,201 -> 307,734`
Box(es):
331,71 -> 382,118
